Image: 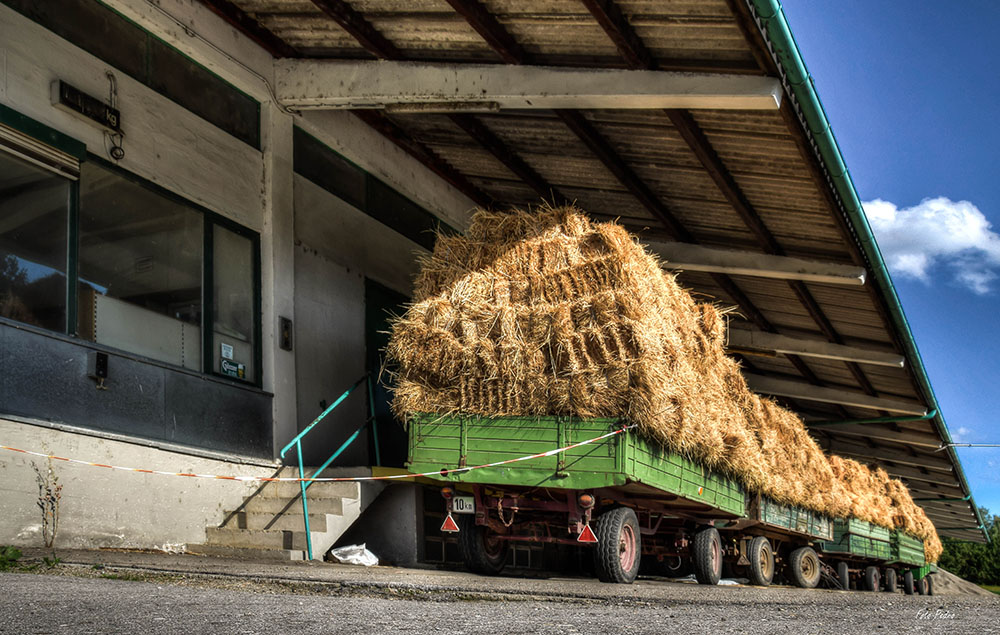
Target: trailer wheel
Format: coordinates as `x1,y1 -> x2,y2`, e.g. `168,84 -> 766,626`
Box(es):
659,555 -> 691,578
884,568 -> 897,592
925,574 -> 934,596
864,566 -> 880,592
836,561 -> 850,591
592,506 -> 641,584
916,575 -> 927,595
747,536 -> 774,586
787,546 -> 821,589
457,515 -> 508,576
903,570 -> 915,595
692,527 -> 722,585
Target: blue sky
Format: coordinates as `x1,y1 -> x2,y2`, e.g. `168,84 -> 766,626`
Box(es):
782,1 -> 1000,519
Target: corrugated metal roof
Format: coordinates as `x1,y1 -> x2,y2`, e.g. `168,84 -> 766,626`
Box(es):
203,0 -> 986,541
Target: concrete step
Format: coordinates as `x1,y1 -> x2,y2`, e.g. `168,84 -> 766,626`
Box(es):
261,480 -> 360,500
206,527 -> 295,550
242,494 -> 344,516
234,511 -> 331,532
206,525 -> 339,553
186,543 -> 305,561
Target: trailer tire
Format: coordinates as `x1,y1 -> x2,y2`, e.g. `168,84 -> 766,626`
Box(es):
457,515 -> 508,576
659,555 -> 691,578
747,536 -> 774,586
592,506 -> 641,584
884,568 -> 897,592
692,526 -> 722,586
917,575 -> 927,595
864,566 -> 880,592
903,570 -> 915,595
788,546 -> 821,589
836,561 -> 850,591
926,574 -> 934,596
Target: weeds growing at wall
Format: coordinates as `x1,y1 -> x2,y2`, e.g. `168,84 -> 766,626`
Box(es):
33,459 -> 62,550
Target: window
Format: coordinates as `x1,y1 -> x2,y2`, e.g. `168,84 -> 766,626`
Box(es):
0,151 -> 70,332
0,129 -> 260,385
78,162 -> 203,370
212,224 -> 256,381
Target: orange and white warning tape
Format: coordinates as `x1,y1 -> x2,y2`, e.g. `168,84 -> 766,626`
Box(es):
0,425 -> 636,483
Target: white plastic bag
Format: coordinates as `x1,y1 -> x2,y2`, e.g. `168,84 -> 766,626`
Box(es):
329,543 -> 379,567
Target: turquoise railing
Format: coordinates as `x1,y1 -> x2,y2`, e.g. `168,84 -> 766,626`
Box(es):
279,373 -> 381,560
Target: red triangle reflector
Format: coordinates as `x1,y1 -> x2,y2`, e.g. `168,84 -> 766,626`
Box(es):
440,513 -> 460,533
577,524 -> 598,543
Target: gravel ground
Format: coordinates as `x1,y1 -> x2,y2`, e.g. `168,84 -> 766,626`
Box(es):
2,565 -> 998,635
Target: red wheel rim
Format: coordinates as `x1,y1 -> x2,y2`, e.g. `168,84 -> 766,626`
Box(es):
619,524 -> 636,571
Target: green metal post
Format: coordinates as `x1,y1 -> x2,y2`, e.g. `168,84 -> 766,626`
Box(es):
367,375 -> 381,467
296,441 -> 313,560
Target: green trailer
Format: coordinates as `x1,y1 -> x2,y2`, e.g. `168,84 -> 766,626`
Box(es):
813,519 -> 933,594
409,413 -> 908,588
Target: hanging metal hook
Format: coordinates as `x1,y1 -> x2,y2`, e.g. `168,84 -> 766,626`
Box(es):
104,71 -> 125,161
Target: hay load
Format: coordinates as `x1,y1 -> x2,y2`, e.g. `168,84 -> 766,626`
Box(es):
387,206 -> 942,562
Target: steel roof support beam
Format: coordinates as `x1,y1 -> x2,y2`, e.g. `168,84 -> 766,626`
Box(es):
728,329 -> 904,367
310,0 -> 403,60
443,0 -> 527,64
352,110 -> 494,209
810,423 -> 943,450
815,435 -> 954,471
745,373 -> 926,415
649,240 -> 867,285
273,60 -> 783,111
201,0 -> 300,58
446,114 -> 570,205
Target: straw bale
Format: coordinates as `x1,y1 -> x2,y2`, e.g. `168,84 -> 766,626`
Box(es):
387,206 -> 942,562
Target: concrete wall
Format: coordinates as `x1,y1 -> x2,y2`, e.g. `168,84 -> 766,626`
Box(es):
0,418 -> 275,550
291,175 -> 428,466
335,483 -> 423,567
292,243 -> 368,466
0,2 -> 264,231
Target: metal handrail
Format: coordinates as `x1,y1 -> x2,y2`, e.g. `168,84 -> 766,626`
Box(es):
279,373 -> 380,560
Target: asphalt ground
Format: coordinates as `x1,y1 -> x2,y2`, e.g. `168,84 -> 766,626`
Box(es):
1,549 -> 997,634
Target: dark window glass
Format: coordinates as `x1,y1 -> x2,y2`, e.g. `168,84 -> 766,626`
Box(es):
0,151 -> 69,331
212,226 -> 255,382
78,162 -> 202,370
292,127 -> 366,209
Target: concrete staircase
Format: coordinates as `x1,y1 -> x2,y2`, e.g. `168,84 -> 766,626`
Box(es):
188,467 -> 386,561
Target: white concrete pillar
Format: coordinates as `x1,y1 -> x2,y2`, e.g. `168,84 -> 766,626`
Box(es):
260,102 -> 297,457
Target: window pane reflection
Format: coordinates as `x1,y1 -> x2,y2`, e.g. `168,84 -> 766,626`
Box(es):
0,152 -> 69,332
78,162 -> 202,370
213,226 -> 254,382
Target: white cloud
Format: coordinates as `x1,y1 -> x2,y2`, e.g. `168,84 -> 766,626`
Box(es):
952,426 -> 972,443
862,197 -> 1000,294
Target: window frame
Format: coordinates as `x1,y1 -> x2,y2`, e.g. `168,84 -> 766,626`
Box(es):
80,155 -> 263,388
0,107 -> 263,387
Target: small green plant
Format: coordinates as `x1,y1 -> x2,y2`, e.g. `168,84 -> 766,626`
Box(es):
0,546 -> 22,571
33,458 -> 63,549
42,555 -> 62,568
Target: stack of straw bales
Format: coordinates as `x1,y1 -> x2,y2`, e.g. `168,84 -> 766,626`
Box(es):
387,206 -> 942,562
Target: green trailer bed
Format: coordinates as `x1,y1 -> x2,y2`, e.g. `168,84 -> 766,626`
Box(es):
819,518 -> 892,560
890,530 -> 926,566
752,496 -> 833,541
408,413 -> 745,517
